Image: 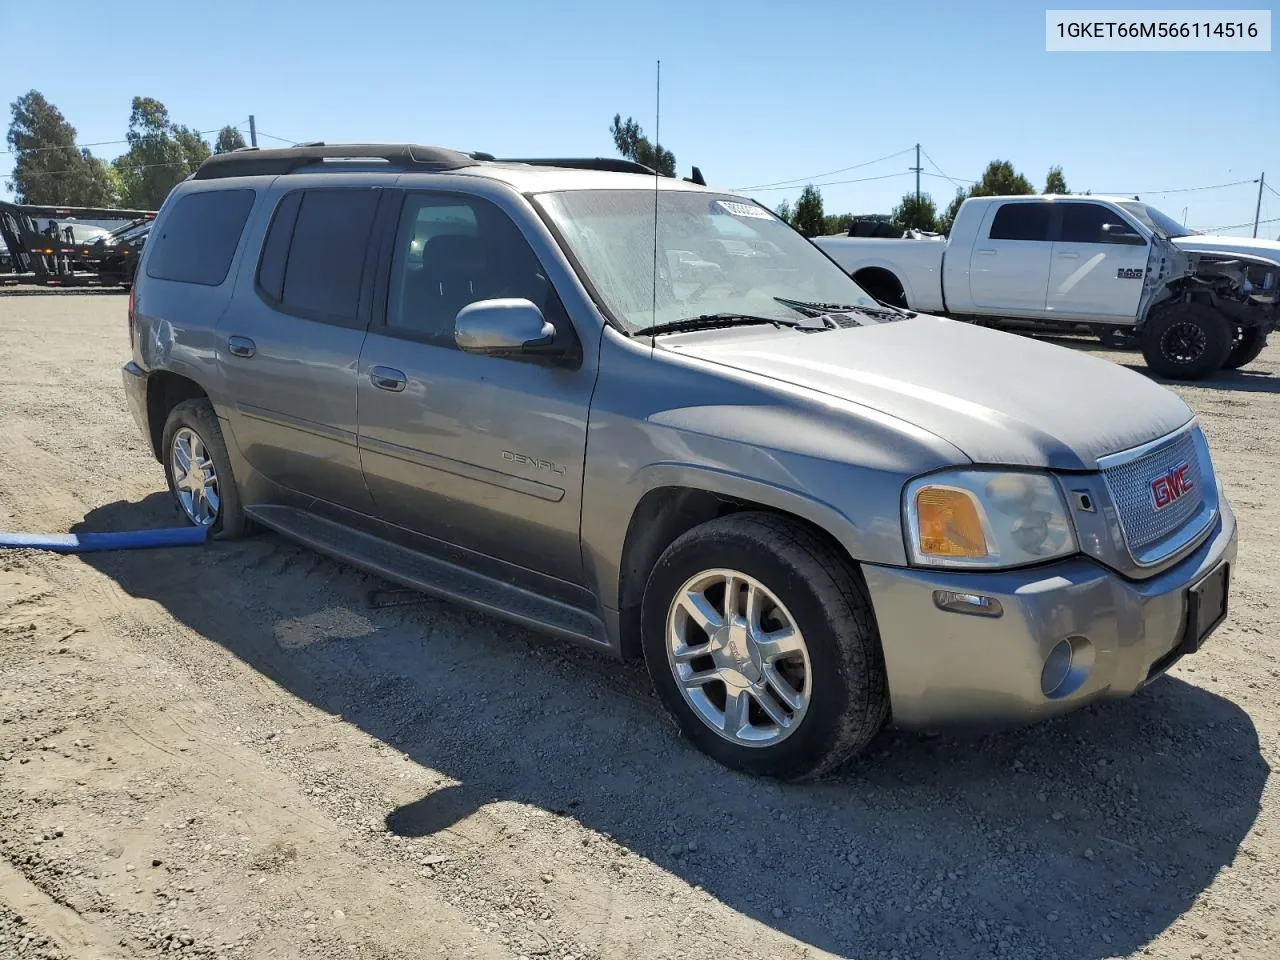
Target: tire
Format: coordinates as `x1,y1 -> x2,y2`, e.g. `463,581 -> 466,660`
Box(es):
1098,326 -> 1138,350
1140,301 -> 1233,380
640,512 -> 888,781
160,398 -> 247,539
1223,326 -> 1268,370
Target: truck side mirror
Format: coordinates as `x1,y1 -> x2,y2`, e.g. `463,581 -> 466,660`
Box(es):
1100,222 -> 1146,246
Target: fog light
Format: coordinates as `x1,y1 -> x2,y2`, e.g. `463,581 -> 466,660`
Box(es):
1041,640 -> 1073,696
933,590 -> 1003,617
1041,636 -> 1095,699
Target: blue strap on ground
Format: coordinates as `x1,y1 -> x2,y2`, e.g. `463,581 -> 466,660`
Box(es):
0,526 -> 208,553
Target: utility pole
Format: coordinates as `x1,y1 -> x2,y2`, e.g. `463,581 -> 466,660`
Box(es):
911,143 -> 922,203
248,115 -> 258,148
1253,172 -> 1264,237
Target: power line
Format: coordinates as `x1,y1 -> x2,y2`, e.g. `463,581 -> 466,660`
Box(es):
253,131 -> 298,145
0,127 -> 228,158
745,171 -> 911,194
1101,178 -> 1257,196
733,146 -> 915,191
1195,215 -> 1280,232
919,147 -> 973,187
1264,180 -> 1280,201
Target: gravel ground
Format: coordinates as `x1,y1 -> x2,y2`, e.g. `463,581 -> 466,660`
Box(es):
0,293 -> 1276,960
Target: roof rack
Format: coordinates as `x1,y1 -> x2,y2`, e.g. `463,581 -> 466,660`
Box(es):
492,157 -> 658,176
191,143 -> 479,180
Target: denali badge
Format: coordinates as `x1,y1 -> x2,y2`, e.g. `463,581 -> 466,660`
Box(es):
1150,463 -> 1194,511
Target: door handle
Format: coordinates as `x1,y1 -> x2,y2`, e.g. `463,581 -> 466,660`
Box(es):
370,366 -> 407,392
976,248 -> 996,256
1057,251 -> 1081,259
227,336 -> 256,359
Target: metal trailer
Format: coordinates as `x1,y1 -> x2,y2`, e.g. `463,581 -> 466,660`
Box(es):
0,202 -> 155,287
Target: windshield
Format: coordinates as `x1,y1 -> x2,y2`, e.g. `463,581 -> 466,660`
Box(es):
534,188 -> 880,333
1118,201 -> 1195,240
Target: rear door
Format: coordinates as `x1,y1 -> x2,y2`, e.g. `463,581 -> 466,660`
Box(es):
968,200 -> 1053,314
355,189 -> 594,585
1045,201 -> 1148,320
216,180 -> 390,510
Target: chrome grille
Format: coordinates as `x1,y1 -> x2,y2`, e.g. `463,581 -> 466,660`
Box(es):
1101,428 -> 1208,558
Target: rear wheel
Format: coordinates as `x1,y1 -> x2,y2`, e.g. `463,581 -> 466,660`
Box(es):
1223,326 -> 1268,370
161,398 -> 247,539
641,512 -> 888,781
1140,301 -> 1233,380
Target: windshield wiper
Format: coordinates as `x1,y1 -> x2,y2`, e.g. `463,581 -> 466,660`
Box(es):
632,313 -> 815,337
773,295 -> 916,320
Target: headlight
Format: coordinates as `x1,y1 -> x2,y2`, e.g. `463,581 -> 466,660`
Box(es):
904,469 -> 1077,569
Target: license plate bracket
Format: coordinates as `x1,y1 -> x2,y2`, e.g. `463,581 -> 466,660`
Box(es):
1177,562 -> 1230,656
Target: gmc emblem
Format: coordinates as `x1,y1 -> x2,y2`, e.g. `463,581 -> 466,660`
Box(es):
1150,463 -> 1194,511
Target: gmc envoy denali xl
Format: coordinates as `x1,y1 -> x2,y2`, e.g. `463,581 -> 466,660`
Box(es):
121,144 -> 1236,780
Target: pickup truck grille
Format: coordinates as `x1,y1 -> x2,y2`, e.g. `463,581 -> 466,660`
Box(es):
1101,427 -> 1209,561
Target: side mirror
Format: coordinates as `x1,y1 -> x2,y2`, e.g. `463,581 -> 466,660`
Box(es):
454,298 -> 563,358
1100,222 -> 1146,246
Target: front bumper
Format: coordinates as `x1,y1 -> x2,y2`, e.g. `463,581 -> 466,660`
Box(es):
862,493 -> 1237,729
121,361 -> 152,455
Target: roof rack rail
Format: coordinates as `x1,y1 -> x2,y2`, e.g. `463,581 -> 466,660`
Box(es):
495,157 -> 657,176
191,143 -> 479,180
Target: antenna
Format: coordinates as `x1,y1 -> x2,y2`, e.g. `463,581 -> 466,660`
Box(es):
650,59 -> 661,341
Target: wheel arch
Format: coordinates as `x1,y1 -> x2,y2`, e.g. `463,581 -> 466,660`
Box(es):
852,265 -> 910,308
614,480 -> 871,660
145,370 -> 209,461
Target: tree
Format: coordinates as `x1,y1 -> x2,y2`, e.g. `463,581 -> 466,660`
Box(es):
5,90 -> 114,205
214,125 -> 247,154
937,161 -> 1036,234
609,114 -> 675,177
774,199 -> 793,224
821,212 -> 855,235
939,187 -> 967,234
791,184 -> 824,237
1044,165 -> 1068,195
890,191 -> 938,232
113,97 -> 210,209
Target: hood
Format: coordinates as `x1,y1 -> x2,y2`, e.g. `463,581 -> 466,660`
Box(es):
1174,233 -> 1280,264
670,316 -> 1192,470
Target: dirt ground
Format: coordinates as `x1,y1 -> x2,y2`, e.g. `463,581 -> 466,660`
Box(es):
0,292 -> 1276,960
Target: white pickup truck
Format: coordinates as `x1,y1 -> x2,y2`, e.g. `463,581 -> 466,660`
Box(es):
813,195 -> 1279,379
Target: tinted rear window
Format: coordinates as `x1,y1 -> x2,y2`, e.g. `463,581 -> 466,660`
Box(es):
988,203 -> 1051,242
146,189 -> 255,285
278,189 -> 380,323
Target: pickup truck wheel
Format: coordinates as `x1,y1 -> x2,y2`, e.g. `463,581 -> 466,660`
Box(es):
1223,326 -> 1268,370
161,398 -> 247,539
641,512 -> 888,781
1140,302 -> 1232,380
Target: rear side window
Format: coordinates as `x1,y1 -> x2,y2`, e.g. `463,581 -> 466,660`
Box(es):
988,203 -> 1051,242
146,189 -> 255,285
269,189 -> 380,324
1060,203 -> 1138,244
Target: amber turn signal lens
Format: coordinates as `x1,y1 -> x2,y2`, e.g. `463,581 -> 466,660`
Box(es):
915,487 -> 988,559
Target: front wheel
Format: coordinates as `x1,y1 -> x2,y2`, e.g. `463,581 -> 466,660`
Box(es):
1223,326 -> 1268,370
641,512 -> 888,781
1140,301 -> 1233,380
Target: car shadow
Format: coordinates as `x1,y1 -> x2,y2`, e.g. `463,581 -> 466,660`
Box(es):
1027,334 -> 1279,393
72,495 -> 1269,960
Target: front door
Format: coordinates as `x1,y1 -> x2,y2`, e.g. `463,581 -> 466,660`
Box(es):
217,182 -> 387,509
356,190 -> 594,584
968,200 -> 1053,314
1045,201 -> 1149,319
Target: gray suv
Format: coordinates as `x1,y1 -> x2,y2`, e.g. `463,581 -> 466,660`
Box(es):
122,143 -> 1237,780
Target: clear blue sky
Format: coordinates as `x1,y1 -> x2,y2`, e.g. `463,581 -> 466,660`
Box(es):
3,1 -> 1277,235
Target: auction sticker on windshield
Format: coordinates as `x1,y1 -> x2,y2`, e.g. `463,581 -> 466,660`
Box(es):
713,200 -> 773,220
